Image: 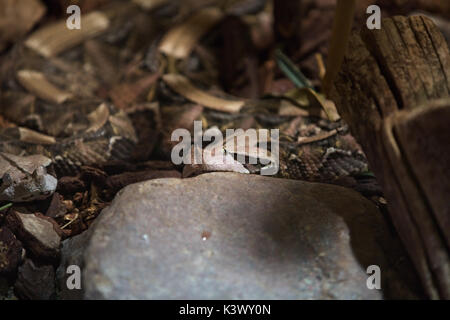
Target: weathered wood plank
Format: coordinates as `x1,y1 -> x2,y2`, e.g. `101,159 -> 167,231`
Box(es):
331,16 -> 450,299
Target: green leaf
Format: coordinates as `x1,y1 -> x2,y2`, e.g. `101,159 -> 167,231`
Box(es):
275,49 -> 313,89
0,203 -> 12,211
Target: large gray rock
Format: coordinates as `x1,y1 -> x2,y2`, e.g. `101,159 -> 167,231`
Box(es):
83,172 -> 420,299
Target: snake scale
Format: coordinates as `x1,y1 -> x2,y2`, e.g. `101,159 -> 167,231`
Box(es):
0,1 -> 370,203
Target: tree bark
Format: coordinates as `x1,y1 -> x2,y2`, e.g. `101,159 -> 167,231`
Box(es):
331,16 -> 450,299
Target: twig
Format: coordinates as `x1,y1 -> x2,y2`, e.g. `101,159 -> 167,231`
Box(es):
322,0 -> 356,96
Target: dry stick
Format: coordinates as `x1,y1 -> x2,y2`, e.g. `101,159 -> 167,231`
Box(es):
322,0 -> 357,96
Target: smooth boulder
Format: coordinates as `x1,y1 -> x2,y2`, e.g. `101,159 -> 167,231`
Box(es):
83,172 -> 419,299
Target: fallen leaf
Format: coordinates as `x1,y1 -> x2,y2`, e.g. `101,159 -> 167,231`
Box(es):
163,74 -> 245,113
17,70 -> 73,104
159,7 -> 224,59
133,0 -> 168,11
25,11 -> 110,57
0,0 -> 46,52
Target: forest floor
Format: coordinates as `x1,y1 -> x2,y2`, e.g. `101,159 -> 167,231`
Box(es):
0,0 -> 448,300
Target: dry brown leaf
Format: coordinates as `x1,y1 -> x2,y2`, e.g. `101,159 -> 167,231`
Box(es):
133,0 -> 168,10
278,101 -> 309,117
297,129 -> 338,145
87,103 -> 110,133
287,87 -> 340,121
159,7 -> 224,59
17,70 -> 73,104
18,127 -> 56,145
163,74 -> 244,113
25,11 -> 110,58
320,97 -> 341,122
55,0 -> 110,13
0,0 -> 46,51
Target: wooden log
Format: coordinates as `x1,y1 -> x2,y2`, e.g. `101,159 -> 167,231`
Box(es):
330,16 -> 450,299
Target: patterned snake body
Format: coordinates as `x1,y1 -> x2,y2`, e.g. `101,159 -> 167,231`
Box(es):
0,8 -> 370,192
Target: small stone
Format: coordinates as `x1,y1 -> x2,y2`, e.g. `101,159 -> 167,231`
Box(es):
14,259 -> 55,300
0,153 -> 57,202
45,192 -> 68,219
0,227 -> 23,276
6,211 -> 61,262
